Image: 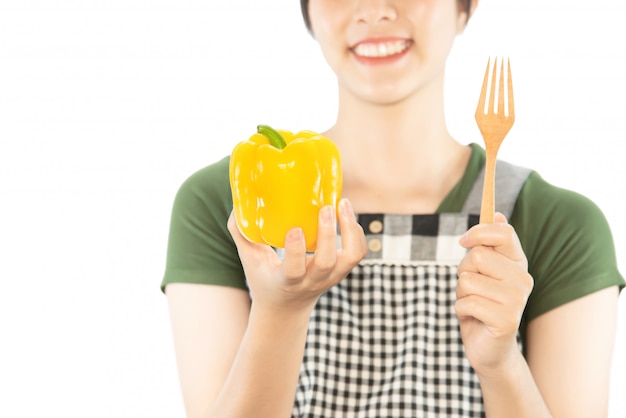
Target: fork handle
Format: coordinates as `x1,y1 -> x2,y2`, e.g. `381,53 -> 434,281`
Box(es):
480,152 -> 497,224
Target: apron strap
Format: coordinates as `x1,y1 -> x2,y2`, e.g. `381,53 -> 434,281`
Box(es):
462,160 -> 532,220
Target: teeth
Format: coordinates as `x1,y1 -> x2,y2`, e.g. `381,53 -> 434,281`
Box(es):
353,40 -> 410,58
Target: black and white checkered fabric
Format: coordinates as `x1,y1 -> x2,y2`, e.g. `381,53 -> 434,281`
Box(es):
290,160 -> 531,417
293,213 -> 483,417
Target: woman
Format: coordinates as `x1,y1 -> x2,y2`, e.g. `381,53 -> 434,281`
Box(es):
162,1 -> 624,416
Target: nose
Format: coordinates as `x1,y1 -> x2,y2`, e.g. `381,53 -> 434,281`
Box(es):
354,0 -> 397,25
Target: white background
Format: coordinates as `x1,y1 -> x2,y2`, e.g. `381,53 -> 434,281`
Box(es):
1,0 -> 624,417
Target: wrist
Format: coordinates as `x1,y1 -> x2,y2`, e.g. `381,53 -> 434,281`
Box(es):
475,346 -> 526,387
473,343 -> 527,381
476,346 -> 553,417
249,299 -> 315,331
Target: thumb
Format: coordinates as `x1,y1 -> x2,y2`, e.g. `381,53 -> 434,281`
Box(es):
227,211 -> 278,262
227,211 -> 244,242
494,212 -> 508,224
227,211 -> 256,250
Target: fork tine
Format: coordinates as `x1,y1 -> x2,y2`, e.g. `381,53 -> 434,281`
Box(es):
498,57 -> 505,116
507,58 -> 515,119
489,57 -> 498,115
476,57 -> 490,116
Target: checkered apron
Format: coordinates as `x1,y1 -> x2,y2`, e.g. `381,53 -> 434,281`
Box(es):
291,161 -> 531,418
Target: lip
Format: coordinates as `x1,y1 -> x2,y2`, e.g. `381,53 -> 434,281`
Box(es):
349,37 -> 413,66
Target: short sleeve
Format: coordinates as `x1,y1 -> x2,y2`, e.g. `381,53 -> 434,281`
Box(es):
511,172 -> 624,325
160,156 -> 247,293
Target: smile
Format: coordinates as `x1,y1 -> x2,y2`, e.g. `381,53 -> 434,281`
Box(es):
352,39 -> 412,58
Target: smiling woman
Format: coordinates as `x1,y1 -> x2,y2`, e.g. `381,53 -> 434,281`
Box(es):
161,1 -> 625,417
1,1 -> 624,418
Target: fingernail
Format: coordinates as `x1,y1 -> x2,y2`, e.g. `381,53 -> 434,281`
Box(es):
287,227 -> 303,243
339,198 -> 353,219
321,205 -> 335,226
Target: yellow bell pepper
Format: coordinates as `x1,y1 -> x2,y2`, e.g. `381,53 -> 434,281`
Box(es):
229,124 -> 342,252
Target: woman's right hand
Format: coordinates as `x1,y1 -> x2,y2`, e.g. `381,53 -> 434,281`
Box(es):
227,197 -> 367,313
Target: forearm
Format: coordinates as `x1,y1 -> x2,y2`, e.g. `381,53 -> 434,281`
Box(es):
206,303 -> 312,418
479,350 -> 552,418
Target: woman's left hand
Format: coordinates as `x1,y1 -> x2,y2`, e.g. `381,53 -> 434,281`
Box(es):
456,212 -> 534,377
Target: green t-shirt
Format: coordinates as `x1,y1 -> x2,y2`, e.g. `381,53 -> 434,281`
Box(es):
161,143 -> 624,330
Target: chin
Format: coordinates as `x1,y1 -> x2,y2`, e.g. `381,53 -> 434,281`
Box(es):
343,69 -> 416,101
357,85 -> 414,106
367,94 -> 407,106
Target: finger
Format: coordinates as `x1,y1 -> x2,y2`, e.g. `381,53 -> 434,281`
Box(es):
455,294 -> 505,326
460,218 -> 516,248
456,293 -> 499,321
458,245 -> 520,279
455,294 -> 523,338
494,212 -> 508,224
459,218 -> 525,263
309,206 -> 338,277
456,271 -> 506,303
457,268 -> 533,309
282,227 -> 307,280
336,198 -> 368,272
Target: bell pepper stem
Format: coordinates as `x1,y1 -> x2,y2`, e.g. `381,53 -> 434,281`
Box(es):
258,125 -> 287,150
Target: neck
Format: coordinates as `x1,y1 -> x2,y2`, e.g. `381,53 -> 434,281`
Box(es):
322,74 -> 471,213
327,74 -> 454,156
325,74 -> 465,173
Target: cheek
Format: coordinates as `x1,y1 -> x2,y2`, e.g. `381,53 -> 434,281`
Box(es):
308,1 -> 341,37
412,2 -> 460,55
308,4 -> 348,64
422,0 -> 457,28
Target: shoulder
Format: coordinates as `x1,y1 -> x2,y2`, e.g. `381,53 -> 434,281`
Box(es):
512,170 -> 615,272
512,170 -> 616,261
513,171 -> 608,232
173,156 -> 232,214
511,171 -> 623,322
162,155 -> 246,292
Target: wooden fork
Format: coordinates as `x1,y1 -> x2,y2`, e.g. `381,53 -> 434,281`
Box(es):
475,57 -> 515,224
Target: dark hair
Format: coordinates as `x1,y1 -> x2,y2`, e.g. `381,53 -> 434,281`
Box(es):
300,0 -> 473,34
